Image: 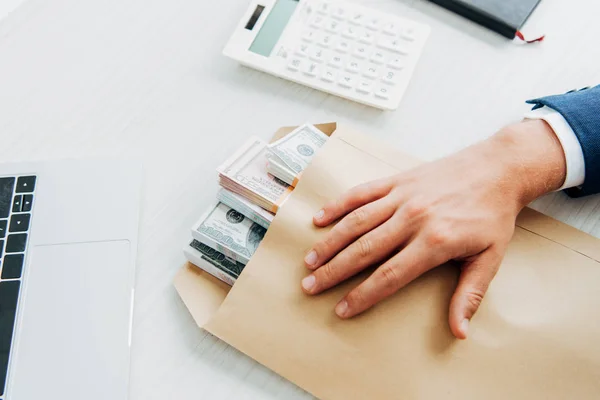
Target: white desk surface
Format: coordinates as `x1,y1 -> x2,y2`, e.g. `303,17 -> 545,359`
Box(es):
1,0 -> 599,398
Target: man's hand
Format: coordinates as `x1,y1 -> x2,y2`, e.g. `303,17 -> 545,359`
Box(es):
301,120 -> 567,339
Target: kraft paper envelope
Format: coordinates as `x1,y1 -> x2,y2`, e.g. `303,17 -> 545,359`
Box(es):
175,123 -> 600,399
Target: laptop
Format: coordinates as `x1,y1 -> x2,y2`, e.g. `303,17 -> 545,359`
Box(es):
0,159 -> 142,400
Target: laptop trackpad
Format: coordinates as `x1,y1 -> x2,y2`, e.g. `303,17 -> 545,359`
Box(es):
10,241 -> 132,400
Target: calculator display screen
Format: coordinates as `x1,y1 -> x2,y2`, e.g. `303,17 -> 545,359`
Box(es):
249,0 -> 299,57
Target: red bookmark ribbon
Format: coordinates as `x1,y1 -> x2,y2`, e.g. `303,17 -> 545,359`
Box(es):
516,30 -> 545,43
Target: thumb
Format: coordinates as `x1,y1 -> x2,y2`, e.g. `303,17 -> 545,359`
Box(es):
449,248 -> 503,340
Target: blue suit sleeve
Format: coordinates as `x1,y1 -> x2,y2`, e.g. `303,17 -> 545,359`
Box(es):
527,85 -> 600,197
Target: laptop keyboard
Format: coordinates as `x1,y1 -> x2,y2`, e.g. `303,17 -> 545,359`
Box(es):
0,176 -> 36,398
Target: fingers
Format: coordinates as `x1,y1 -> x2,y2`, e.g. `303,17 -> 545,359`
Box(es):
334,240 -> 445,318
302,213 -> 411,295
313,178 -> 394,227
305,197 -> 398,270
448,249 -> 503,340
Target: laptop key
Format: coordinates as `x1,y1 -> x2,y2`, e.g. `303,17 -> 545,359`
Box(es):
0,240 -> 3,258
1,254 -> 24,279
22,194 -> 33,212
9,214 -> 30,233
0,220 -> 6,238
15,176 -> 36,193
12,196 -> 22,213
6,234 -> 27,253
0,178 -> 15,219
0,280 -> 21,396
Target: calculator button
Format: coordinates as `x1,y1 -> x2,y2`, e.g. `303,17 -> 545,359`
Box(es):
370,50 -> 385,64
349,12 -> 365,25
383,22 -> 399,36
328,54 -> 344,69
335,40 -> 350,53
374,86 -> 390,99
321,68 -> 337,82
345,60 -> 361,74
363,65 -> 379,79
324,19 -> 342,33
381,69 -> 399,85
309,48 -> 326,63
341,26 -> 358,39
353,45 -> 368,59
302,30 -> 317,42
287,58 -> 303,71
387,57 -> 405,70
358,30 -> 374,44
303,62 -> 320,77
366,17 -> 381,31
356,80 -> 373,94
401,27 -> 417,41
377,38 -> 409,54
316,2 -> 331,15
338,74 -> 355,88
295,43 -> 310,57
309,15 -> 325,28
331,6 -> 346,20
318,34 -> 334,48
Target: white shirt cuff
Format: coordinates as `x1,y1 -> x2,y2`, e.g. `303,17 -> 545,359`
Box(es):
524,106 -> 586,190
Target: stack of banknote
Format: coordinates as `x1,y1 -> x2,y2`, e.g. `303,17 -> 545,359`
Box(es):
266,124 -> 328,186
183,124 -> 328,285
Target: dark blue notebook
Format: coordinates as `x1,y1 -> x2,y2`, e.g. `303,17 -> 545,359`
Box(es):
428,0 -> 542,39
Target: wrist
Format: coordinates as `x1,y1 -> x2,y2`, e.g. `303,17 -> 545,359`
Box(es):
487,119 -> 567,209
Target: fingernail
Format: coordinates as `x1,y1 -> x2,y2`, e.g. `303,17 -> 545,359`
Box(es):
304,250 -> 317,266
461,318 -> 470,336
302,275 -> 316,292
314,209 -> 324,220
335,300 -> 348,317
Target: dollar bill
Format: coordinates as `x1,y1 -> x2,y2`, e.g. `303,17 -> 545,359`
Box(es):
266,155 -> 296,187
218,136 -> 293,213
192,202 -> 267,265
266,124 -> 328,178
184,239 -> 243,286
217,188 -> 274,229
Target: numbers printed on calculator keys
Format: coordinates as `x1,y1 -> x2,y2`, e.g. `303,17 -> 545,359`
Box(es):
363,65 -> 379,79
321,67 -> 337,83
328,54 -> 344,69
370,50 -> 385,65
375,86 -> 390,99
335,40 -> 350,53
345,60 -> 361,74
353,45 -> 368,59
382,69 -> 399,85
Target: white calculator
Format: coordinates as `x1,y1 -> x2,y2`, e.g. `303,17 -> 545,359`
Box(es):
223,0 -> 430,110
